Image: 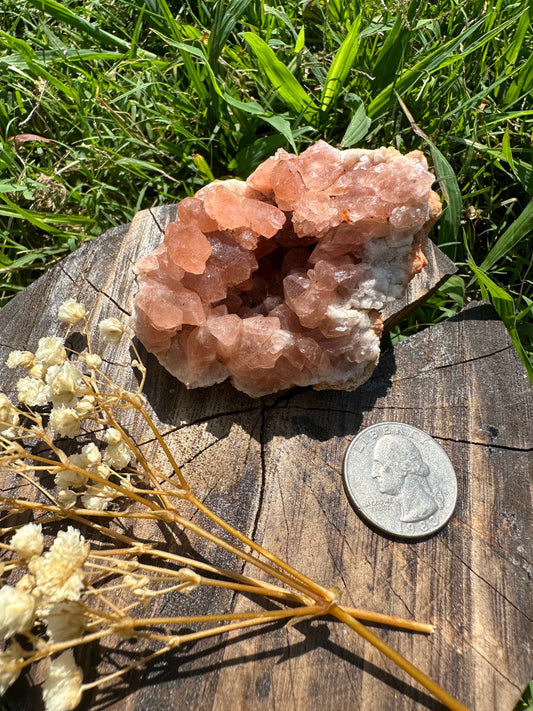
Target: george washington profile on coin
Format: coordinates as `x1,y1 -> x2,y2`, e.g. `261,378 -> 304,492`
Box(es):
371,435 -> 438,523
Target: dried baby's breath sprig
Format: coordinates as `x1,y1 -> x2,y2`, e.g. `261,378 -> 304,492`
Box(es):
57,299 -> 86,325
6,350 -> 35,370
98,317 -> 124,344
42,650 -> 83,711
0,302 -> 469,711
10,522 -> 43,560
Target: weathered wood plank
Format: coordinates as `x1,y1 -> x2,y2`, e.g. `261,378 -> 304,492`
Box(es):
0,209 -> 531,711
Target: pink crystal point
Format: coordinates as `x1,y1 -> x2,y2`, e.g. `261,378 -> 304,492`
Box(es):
164,222 -> 212,274
133,141 -> 441,397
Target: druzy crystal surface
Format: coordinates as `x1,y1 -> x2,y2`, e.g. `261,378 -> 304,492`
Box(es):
133,141 -> 441,397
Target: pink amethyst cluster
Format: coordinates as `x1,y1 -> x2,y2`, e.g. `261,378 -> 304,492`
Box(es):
133,141 -> 441,397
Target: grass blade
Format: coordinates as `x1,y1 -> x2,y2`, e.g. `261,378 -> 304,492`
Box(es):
428,146 -> 462,258
26,0 -> 131,52
242,32 -> 317,118
0,49 -> 128,66
371,15 -> 405,91
502,4 -> 531,66
219,92 -> 297,151
504,52 -> 533,106
320,17 -> 361,112
469,261 -> 533,381
261,116 -> 297,152
396,94 -> 462,256
0,196 -> 90,234
154,32 -> 299,152
368,16 -> 484,117
460,138 -> 533,196
341,100 -> 371,147
208,0 -> 253,69
371,0 -> 424,91
295,27 -> 305,53
480,198 -> 533,272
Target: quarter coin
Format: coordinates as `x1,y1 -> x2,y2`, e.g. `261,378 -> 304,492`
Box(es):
343,422 -> 457,539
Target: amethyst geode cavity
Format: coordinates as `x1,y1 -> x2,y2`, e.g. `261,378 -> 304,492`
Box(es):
133,141 -> 441,397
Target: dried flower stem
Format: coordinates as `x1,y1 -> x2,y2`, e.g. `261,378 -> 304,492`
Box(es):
332,605 -> 468,711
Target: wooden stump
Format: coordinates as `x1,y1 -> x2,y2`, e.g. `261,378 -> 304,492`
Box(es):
0,207 -> 531,711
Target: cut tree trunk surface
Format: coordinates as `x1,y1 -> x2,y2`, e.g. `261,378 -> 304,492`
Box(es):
0,206 -> 531,711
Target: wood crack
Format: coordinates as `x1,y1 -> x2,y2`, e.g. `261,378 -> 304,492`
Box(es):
432,434 -> 532,453
283,403 -> 467,416
180,438 -> 222,467
383,575 -> 414,618
57,261 -> 77,286
85,275 -> 132,316
139,406 -> 261,445
250,405 -> 267,549
389,344 -> 513,383
441,541 -> 533,623
431,345 -> 513,371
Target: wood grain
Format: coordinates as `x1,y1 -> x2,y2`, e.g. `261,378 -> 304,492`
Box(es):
0,207 -> 531,711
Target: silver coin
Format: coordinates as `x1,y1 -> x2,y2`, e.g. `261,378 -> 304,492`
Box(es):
343,422 -> 457,539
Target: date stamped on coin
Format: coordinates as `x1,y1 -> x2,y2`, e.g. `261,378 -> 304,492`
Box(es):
343,422 -> 457,539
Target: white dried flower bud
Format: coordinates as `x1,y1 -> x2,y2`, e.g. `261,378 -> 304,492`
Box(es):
10,522 -> 44,560
176,568 -> 202,593
57,489 -> 77,509
131,359 -> 146,373
30,527 -> 89,603
42,650 -> 83,711
80,484 -> 114,511
40,601 -> 85,643
98,317 -> 124,344
84,353 -> 102,369
103,441 -> 131,470
55,466 -> 87,488
104,427 -> 122,446
0,394 -> 19,438
46,362 -> 85,407
80,442 -> 101,467
6,350 -> 35,370
75,395 -> 95,417
0,585 -> 36,638
124,574 -> 142,589
66,453 -> 86,473
28,362 -> 46,380
35,336 -> 67,367
95,463 -> 112,479
62,445 -> 102,483
58,447 -> 104,488
57,299 -> 86,324
80,493 -> 106,511
49,407 -> 80,437
52,528 -> 89,565
15,574 -> 35,593
16,376 -> 50,407
0,641 -> 24,695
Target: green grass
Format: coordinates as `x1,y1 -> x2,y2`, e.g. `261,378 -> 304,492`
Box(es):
0,0 -> 531,377
515,681 -> 533,711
